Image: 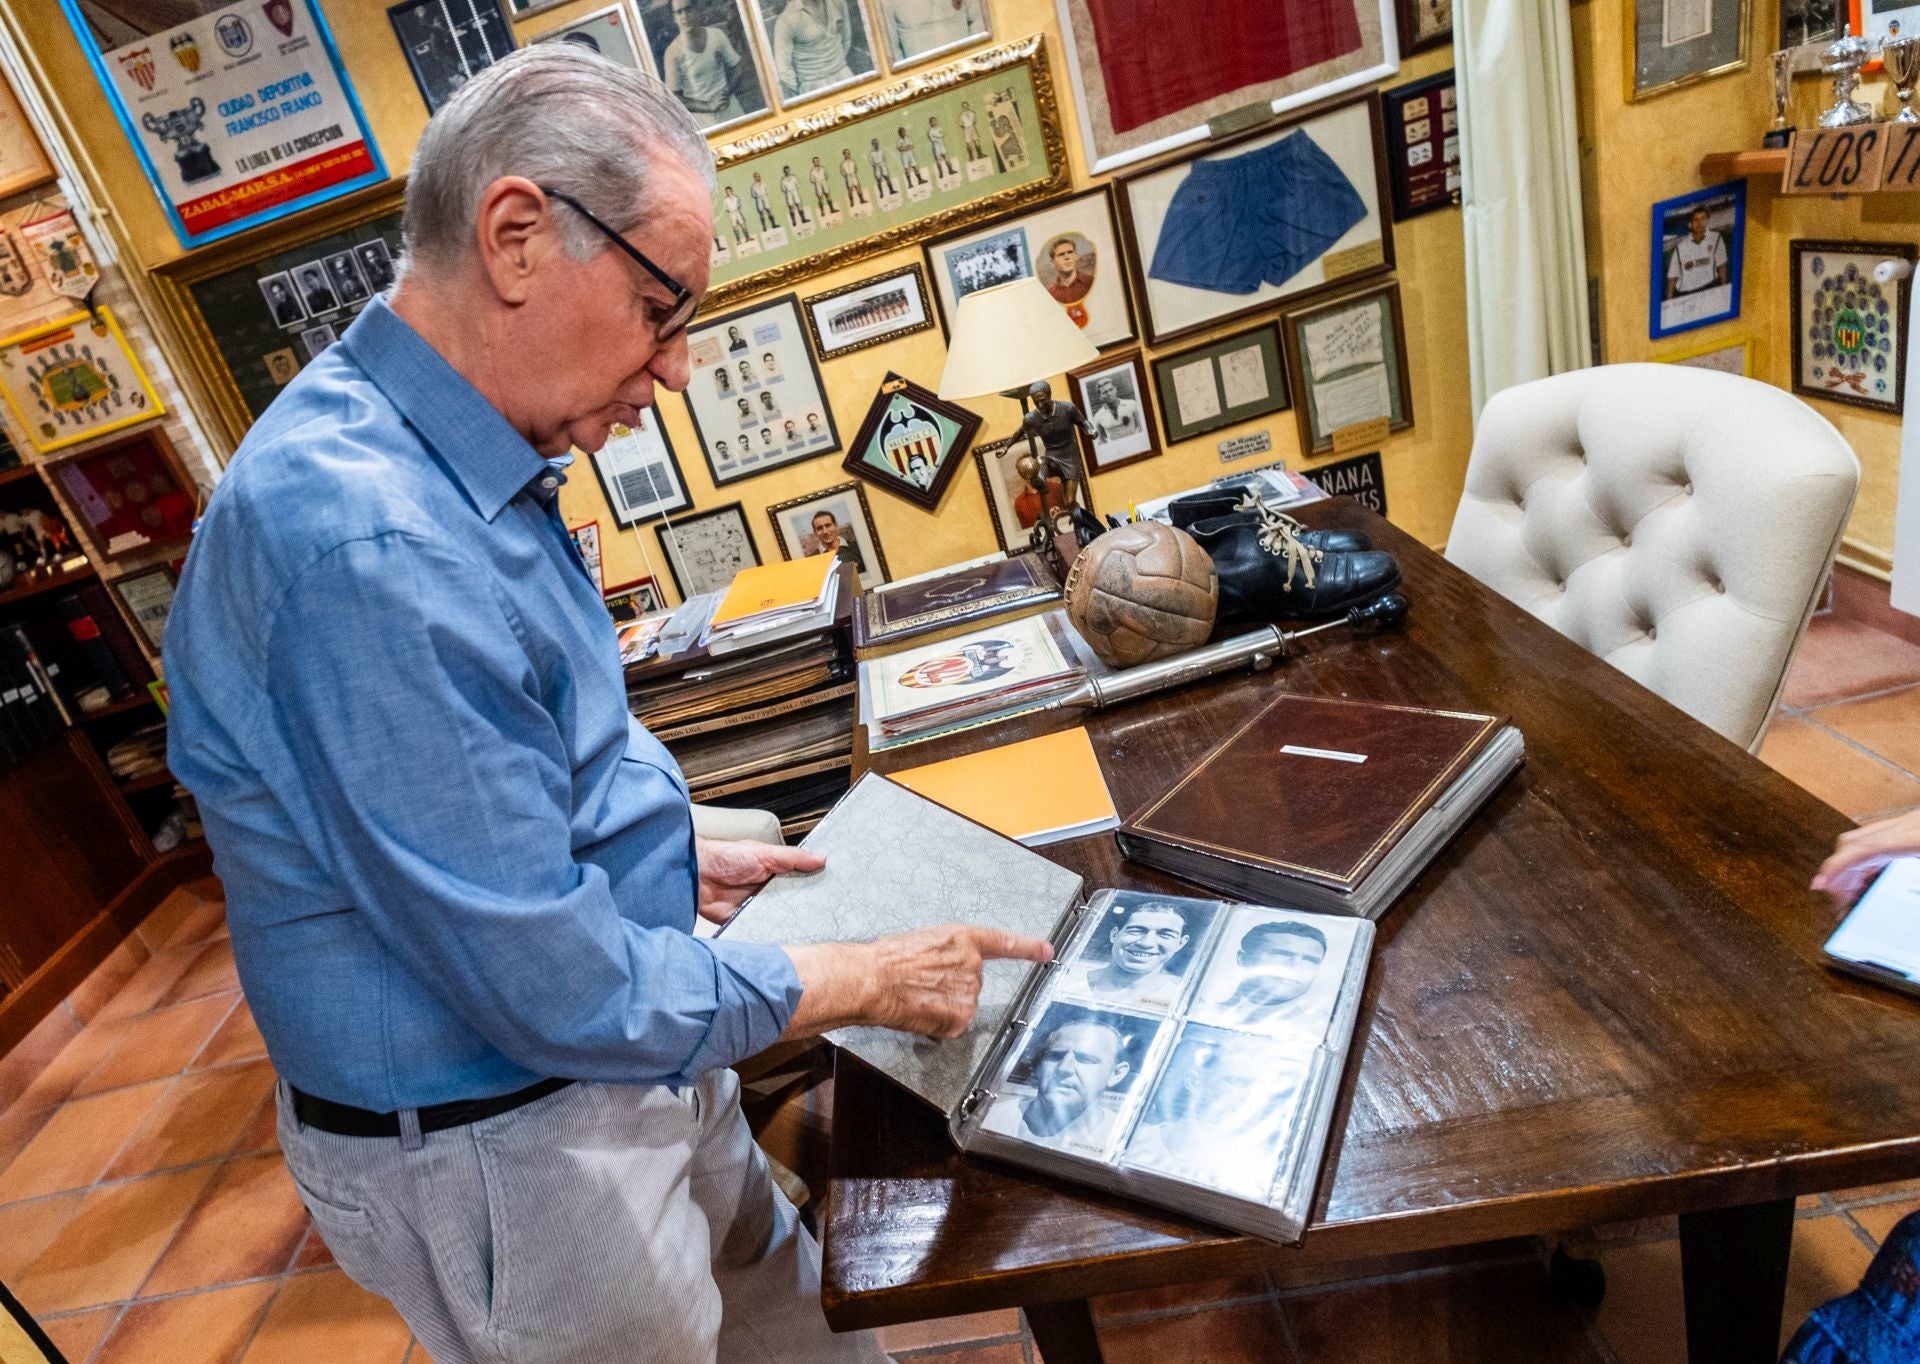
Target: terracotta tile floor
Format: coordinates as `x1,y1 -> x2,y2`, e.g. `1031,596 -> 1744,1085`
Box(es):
5,608 -> 1920,1362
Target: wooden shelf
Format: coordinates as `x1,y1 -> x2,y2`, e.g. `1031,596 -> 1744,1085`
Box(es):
0,464 -> 42,489
1699,148 -> 1788,181
0,562 -> 96,609
115,768 -> 175,796
79,693 -> 156,723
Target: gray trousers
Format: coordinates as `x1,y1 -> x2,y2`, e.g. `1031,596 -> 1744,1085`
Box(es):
277,1071 -> 887,1364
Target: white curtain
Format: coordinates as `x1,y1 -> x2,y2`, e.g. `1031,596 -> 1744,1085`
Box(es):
1456,0 -> 1591,418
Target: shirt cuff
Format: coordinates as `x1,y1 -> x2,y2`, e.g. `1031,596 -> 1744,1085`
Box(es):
684,937 -> 805,1074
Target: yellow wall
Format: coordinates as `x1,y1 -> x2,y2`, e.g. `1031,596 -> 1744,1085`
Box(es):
1573,0 -> 1920,571
16,0 -> 1472,602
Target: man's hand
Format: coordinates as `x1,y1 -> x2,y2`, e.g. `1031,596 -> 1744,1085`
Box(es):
781,925 -> 1054,1042
1813,809 -> 1920,908
695,836 -> 826,925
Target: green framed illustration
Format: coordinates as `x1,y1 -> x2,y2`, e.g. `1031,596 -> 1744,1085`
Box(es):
842,372 -> 982,510
704,34 -> 1069,310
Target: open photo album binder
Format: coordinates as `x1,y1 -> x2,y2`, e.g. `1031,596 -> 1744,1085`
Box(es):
718,773 -> 1374,1243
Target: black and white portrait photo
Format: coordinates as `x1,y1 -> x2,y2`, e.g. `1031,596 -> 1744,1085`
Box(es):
1189,908 -> 1361,1040
641,0 -> 772,134
258,272 -> 305,328
1070,350 -> 1159,472
355,239 -> 397,292
767,480 -> 888,590
292,261 -> 340,317
299,324 -> 338,360
874,0 -> 989,67
324,250 -> 371,306
1054,892 -> 1221,1012
1123,1026 -> 1310,1199
750,0 -> 876,106
979,1003 -> 1162,1160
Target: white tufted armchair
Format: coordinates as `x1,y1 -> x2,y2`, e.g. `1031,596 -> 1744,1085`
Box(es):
1445,364 -> 1859,752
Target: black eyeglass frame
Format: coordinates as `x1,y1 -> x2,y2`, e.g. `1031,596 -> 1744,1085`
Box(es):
541,185 -> 699,339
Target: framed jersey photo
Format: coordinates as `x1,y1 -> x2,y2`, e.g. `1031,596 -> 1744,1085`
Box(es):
1649,180 -> 1744,340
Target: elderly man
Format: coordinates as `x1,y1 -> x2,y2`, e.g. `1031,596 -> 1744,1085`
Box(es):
165,47 -> 1048,1364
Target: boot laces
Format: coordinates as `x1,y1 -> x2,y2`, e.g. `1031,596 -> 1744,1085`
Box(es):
1234,492 -> 1320,590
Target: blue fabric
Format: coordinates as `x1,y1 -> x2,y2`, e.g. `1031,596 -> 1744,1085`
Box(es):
165,298 -> 802,1113
1782,1211 -> 1920,1363
1148,130 -> 1368,296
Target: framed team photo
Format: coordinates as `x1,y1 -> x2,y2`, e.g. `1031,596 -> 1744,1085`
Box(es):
528,2 -> 650,70
803,262 -> 937,358
634,0 -> 773,134
1791,238 -> 1915,416
1627,0 -> 1749,100
683,292 -> 841,486
973,432 -> 1099,554
843,372 -> 981,511
766,480 -> 890,590
1067,349 -> 1161,473
1649,180 -> 1744,340
873,0 -> 992,70
747,0 -> 879,107
653,501 -> 761,599
925,185 -> 1139,351
587,406 -> 693,527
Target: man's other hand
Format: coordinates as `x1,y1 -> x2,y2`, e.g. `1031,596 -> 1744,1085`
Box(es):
694,836 -> 825,925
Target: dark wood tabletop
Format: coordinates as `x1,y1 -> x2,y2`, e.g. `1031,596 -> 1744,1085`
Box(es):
824,497 -> 1920,1363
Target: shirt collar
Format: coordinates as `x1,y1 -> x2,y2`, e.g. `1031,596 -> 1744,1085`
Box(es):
338,297 -> 548,522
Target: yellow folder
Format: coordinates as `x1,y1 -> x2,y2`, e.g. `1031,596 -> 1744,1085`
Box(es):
887,727 -> 1118,846
710,554 -> 837,629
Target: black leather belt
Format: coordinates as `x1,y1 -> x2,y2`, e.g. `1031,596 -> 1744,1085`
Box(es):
290,1077 -> 574,1138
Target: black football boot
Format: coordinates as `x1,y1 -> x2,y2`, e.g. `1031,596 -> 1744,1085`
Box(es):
1188,503 -> 1400,623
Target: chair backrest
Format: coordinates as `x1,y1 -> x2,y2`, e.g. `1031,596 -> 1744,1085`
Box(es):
1445,363 -> 1859,751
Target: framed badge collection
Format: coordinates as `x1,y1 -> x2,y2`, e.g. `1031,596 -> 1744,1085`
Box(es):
1790,239 -> 1914,416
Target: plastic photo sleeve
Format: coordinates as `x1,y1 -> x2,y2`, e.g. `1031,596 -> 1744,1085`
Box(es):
976,1000 -> 1164,1163
1051,889 -> 1223,1013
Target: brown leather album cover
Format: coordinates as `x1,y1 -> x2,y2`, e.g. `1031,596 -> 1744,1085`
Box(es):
1120,694 -> 1506,892
854,554 -> 1062,655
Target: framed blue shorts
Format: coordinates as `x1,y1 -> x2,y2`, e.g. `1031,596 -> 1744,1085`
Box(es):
1149,131 -> 1368,296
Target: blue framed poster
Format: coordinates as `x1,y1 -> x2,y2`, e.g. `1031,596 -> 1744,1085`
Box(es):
59,0 -> 388,251
1648,179 -> 1745,340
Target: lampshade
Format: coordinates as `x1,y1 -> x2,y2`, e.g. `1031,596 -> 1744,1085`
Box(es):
936,277 -> 1100,400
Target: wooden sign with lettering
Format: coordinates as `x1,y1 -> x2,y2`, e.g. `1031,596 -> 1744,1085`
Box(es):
1880,123 -> 1920,191
1783,125 -> 1889,194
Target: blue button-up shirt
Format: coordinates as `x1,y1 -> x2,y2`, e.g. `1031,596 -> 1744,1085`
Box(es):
165,298 -> 802,1112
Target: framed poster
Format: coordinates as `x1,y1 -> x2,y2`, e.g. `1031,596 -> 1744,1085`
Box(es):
684,292 -> 840,485
1283,282 -> 1413,456
973,431 -> 1097,554
58,0 -> 387,250
1783,0 -> 1843,46
635,0 -> 773,135
1053,0 -> 1398,175
654,502 -> 761,598
1650,180 -> 1744,340
1149,321 -> 1290,444
702,35 -> 1068,310
924,185 -> 1138,351
529,3 -> 649,69
767,479 -> 890,590
1381,71 -> 1459,221
587,407 -> 692,527
0,309 -> 165,456
1396,0 -> 1452,53
874,0 -> 993,70
568,519 -> 606,595
390,0 -> 519,113
1659,335 -> 1751,374
45,426 -> 197,563
604,576 -> 666,621
110,564 -> 177,653
0,198 -> 104,339
1627,0 -> 1750,101
1068,349 -> 1161,473
150,188 -> 402,445
746,0 -> 879,106
1116,93 -> 1394,346
843,372 -> 981,510
0,72 -> 55,200
1791,238 -> 1914,415
803,263 -> 937,358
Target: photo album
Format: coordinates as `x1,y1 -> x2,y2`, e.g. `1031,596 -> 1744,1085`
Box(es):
718,772 -> 1373,1243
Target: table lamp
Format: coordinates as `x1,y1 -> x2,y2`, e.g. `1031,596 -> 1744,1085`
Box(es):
937,277 -> 1100,559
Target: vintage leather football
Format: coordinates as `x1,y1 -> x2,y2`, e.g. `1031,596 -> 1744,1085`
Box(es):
1064,521 -> 1217,669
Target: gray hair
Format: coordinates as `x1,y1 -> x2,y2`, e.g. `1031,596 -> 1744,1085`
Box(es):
401,44 -> 715,273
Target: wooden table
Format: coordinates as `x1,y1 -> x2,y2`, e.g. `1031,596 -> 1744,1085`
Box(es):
825,498 -> 1920,1364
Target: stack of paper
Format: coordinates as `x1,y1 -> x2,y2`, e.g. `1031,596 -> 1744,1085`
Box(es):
615,613 -> 672,666
860,612 -> 1084,744
701,555 -> 840,649
887,727 -> 1119,846
1134,462 -> 1326,525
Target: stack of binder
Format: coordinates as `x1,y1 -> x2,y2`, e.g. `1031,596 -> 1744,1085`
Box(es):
0,623 -> 68,769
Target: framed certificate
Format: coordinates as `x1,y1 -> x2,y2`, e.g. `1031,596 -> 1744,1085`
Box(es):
1282,282 -> 1413,457
586,406 -> 693,528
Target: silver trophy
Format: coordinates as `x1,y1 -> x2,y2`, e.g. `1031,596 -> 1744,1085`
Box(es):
1765,48 -> 1795,147
1818,35 -> 1875,127
1884,36 -> 1920,123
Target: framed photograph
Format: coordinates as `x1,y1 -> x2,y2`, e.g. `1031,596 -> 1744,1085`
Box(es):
588,407 -> 692,528
973,432 -> 1097,553
1650,180 -> 1744,340
507,0 -> 574,15
843,372 -> 981,510
746,0 -> 879,106
0,308 -> 166,455
1068,349 -> 1161,473
924,184 -> 1139,351
1783,0 -> 1843,46
653,502 -> 761,599
109,564 -> 176,654
701,34 -> 1068,310
767,479 -> 890,590
567,519 -> 606,595
1381,72 -> 1460,221
0,198 -> 106,341
1659,335 -> 1752,375
1116,93 -> 1394,346
389,0 -> 518,114
874,0 -> 992,70
1149,321 -> 1290,445
1627,0 -> 1750,101
684,292 -> 840,486
1791,238 -> 1915,415
635,0 -> 773,134
803,262 -> 937,358
1283,283 -> 1412,457
45,426 -> 197,564
1396,0 -> 1452,53
604,576 -> 667,622
1052,0 -> 1398,175
0,71 -> 54,199
529,2 -> 649,69
56,0 -> 386,250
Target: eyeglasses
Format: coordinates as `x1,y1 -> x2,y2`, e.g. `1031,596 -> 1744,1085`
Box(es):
540,186 -> 698,340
